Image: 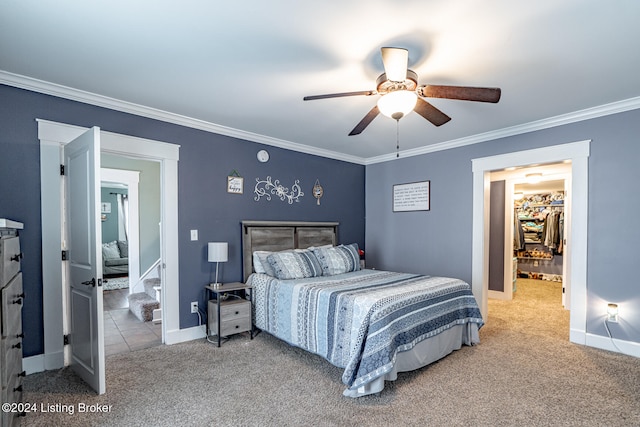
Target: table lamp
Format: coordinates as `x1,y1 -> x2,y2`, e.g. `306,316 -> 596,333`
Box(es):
208,242 -> 228,287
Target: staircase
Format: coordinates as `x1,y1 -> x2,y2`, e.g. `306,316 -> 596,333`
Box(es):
128,261 -> 161,322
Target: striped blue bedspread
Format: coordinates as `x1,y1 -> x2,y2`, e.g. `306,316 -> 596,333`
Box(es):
250,269 -> 484,392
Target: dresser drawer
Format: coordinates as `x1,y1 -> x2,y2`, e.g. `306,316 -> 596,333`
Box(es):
1,373 -> 23,427
1,334 -> 23,387
1,273 -> 23,339
0,236 -> 21,287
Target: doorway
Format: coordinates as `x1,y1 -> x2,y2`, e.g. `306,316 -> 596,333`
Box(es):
101,167 -> 162,355
35,119 -> 180,377
489,163 -> 571,304
471,140 -> 590,346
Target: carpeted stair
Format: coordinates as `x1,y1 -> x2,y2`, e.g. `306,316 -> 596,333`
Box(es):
128,278 -> 160,322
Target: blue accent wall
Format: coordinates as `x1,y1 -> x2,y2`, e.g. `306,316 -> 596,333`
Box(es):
365,108 -> 640,344
0,84 -> 365,356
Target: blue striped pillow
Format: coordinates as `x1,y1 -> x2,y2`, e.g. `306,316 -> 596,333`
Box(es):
266,250 -> 323,280
312,243 -> 361,276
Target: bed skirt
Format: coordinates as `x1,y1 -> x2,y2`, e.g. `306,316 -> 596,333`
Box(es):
342,322 -> 480,397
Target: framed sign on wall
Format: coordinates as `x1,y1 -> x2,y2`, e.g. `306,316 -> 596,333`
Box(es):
227,170 -> 244,194
393,180 -> 430,212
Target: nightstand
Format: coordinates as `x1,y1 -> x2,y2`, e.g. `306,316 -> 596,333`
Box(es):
205,282 -> 253,347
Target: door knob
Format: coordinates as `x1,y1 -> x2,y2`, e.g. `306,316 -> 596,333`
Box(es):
81,278 -> 96,287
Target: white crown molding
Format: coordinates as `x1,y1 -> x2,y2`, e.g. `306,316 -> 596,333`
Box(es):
3,70 -> 639,166
1,71 -> 365,165
365,96 -> 640,164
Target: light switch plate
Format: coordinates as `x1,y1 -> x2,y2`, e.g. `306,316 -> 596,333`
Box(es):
190,229 -> 198,241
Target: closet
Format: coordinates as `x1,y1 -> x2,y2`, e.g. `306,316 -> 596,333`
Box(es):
514,192 -> 564,282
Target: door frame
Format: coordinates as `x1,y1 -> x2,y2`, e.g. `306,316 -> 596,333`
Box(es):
472,140 -> 590,345
33,119 -> 180,374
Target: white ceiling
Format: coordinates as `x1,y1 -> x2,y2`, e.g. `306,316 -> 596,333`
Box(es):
2,1 -> 640,164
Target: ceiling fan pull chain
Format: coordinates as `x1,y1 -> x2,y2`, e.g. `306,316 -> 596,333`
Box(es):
396,119 -> 400,158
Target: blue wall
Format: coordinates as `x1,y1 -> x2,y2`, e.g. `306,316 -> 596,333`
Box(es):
0,84 -> 365,356
366,108 -> 640,344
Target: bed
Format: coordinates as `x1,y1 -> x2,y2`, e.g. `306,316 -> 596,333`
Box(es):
242,221 -> 483,397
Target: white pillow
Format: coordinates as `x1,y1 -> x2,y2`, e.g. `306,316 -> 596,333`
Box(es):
253,251 -> 275,276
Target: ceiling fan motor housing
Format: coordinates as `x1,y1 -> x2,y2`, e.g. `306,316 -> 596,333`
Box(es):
376,70 -> 418,95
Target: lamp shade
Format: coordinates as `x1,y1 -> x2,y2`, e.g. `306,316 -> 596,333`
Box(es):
377,90 -> 417,120
208,242 -> 228,262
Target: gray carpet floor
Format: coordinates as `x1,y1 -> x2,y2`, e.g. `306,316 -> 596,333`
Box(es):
22,279 -> 640,426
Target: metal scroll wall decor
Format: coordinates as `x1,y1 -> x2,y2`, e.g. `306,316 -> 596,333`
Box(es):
254,176 -> 304,204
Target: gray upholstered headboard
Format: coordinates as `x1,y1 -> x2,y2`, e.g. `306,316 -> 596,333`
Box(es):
241,220 -> 338,281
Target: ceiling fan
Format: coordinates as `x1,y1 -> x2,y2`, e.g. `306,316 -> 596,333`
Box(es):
303,47 -> 501,136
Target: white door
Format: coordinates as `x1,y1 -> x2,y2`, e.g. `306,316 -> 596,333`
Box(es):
64,127 -> 106,394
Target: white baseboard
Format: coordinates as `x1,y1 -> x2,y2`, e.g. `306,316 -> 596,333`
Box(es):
488,290 -> 512,301
569,328 -> 586,345
164,324 -> 206,345
585,333 -> 640,358
24,326 -> 206,375
22,354 -> 44,375
23,350 -> 65,375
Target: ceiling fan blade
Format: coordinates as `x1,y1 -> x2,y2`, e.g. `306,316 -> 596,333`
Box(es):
418,85 -> 501,103
381,47 -> 408,82
348,106 -> 380,136
414,98 -> 451,127
303,90 -> 375,101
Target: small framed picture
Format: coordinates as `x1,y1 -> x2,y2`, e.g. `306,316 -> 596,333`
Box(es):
101,202 -> 111,214
227,175 -> 244,194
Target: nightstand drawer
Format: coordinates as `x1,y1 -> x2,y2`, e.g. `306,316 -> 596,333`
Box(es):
219,317 -> 251,336
219,299 -> 250,321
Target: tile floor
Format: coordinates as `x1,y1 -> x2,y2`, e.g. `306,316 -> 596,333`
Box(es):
103,287 -> 162,356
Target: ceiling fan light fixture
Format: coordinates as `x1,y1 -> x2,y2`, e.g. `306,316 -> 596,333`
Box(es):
377,90 -> 417,120
526,173 -> 543,184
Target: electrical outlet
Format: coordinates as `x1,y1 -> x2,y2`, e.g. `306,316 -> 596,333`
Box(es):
191,301 -> 198,314
190,229 -> 198,241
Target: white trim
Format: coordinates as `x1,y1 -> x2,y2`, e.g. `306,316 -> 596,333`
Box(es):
36,119 -> 180,160
159,159 -> 179,343
488,290 -> 511,301
585,332 -> 640,359
472,140 -> 590,346
365,99 -> 639,164
165,325 -> 206,345
39,141 -> 65,370
5,72 -> 362,164
22,354 -> 44,376
37,119 -> 180,373
4,70 -> 640,165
